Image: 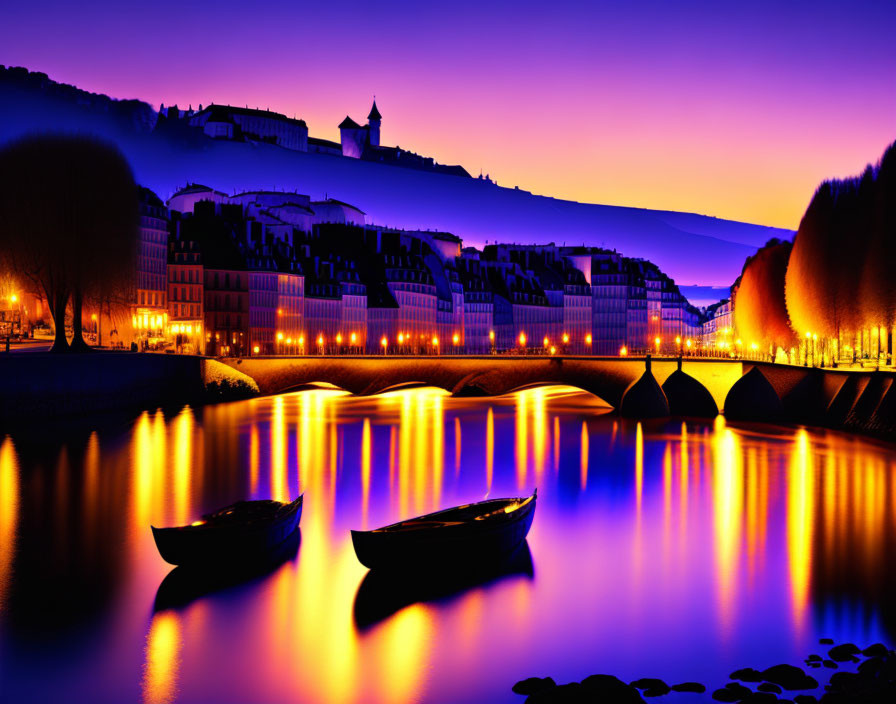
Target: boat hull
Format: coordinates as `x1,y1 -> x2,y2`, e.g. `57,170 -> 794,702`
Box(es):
351,495 -> 536,571
152,496 -> 303,567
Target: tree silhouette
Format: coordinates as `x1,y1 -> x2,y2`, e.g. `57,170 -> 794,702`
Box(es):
862,143 -> 896,334
733,238 -> 795,353
0,134 -> 137,352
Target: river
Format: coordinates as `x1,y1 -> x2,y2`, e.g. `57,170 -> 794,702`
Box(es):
1,386 -> 894,702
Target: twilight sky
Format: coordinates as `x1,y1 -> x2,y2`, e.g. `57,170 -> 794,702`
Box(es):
3,0 -> 894,229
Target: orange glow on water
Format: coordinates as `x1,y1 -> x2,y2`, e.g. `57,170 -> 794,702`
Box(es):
485,406 -> 494,492
361,418 -> 371,528
0,437 -> 18,614
142,612 -> 181,704
712,416 -> 743,638
786,429 -> 814,635
580,421 -> 589,490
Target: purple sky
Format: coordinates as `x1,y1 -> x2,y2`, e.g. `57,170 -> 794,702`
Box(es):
3,0 -> 895,228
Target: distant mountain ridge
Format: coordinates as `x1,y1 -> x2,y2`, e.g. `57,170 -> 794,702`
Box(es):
0,64 -> 793,287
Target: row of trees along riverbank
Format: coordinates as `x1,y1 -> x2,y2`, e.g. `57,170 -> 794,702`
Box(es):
0,134 -> 138,352
734,139 -> 896,366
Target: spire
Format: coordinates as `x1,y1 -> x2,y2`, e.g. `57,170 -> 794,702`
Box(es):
368,99 -> 381,121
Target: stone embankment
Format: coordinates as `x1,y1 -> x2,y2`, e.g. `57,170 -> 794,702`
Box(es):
512,641 -> 896,703
0,352 -> 258,422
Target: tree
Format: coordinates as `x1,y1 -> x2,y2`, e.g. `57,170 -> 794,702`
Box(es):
861,142 -> 896,334
733,238 -> 795,353
0,134 -> 138,352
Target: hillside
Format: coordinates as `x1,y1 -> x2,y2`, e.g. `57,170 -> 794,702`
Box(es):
0,65 -> 792,287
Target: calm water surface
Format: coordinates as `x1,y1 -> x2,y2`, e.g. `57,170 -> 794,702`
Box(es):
1,386 -> 895,703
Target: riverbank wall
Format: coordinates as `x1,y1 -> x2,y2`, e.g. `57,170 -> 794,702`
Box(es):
0,352 -> 258,423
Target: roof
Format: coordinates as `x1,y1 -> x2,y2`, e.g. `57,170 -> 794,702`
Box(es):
138,186 -> 164,207
368,100 -> 381,121
339,116 -> 362,130
307,136 -> 341,149
311,198 -> 366,215
195,104 -> 306,127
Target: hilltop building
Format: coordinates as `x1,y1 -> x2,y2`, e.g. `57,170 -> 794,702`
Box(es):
159,99 -> 470,178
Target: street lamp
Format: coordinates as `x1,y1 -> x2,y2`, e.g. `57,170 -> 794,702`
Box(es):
519,332 -> 527,352
620,345 -> 628,357
489,329 -> 495,355
381,335 -> 388,354
452,333 -> 460,350
654,336 -> 661,354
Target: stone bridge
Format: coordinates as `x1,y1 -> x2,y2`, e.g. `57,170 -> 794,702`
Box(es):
226,355 -> 741,408
224,355 -> 896,439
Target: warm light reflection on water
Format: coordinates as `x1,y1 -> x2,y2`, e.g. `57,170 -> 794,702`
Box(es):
2,386 -> 896,703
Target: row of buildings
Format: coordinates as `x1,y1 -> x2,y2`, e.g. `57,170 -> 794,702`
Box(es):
127,184 -> 717,357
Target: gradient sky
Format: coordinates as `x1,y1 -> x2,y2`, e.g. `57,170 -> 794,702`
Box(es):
3,0 -> 895,229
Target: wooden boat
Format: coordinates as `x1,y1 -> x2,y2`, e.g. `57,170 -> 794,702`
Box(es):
151,495 -> 303,567
351,490 -> 536,571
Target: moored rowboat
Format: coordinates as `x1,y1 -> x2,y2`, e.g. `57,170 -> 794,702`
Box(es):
152,495 -> 304,567
351,490 -> 536,571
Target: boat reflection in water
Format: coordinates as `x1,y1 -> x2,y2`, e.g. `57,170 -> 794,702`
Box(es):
354,541 -> 535,631
153,527 -> 302,612
2,385 -> 896,704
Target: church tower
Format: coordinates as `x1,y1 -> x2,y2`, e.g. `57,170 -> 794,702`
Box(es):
367,100 -> 381,147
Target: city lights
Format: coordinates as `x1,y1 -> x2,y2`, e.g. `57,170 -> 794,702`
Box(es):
562,333 -> 569,344
519,332 -> 527,347
620,345 -> 628,356
585,334 -> 592,345
543,336 -> 549,348
452,333 -> 459,345
253,345 -> 259,354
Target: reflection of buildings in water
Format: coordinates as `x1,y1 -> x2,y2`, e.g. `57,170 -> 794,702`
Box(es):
808,433 -> 896,640
0,436 -> 19,615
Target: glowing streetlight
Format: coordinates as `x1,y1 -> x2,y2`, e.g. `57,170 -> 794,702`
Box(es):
686,338 -> 692,349
543,336 -> 549,348
489,330 -> 495,341
519,332 -> 527,347
654,337 -> 661,353
336,333 -> 343,345
620,345 -> 628,357
398,333 -> 404,345
350,332 -> 357,344
550,346 -> 556,355
675,336 -> 681,346
277,331 -> 284,341
585,334 -> 592,345
452,333 -> 460,345
253,345 -> 260,354
381,335 -> 388,353
562,333 -> 569,344
9,294 -> 17,304
433,336 -> 439,347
